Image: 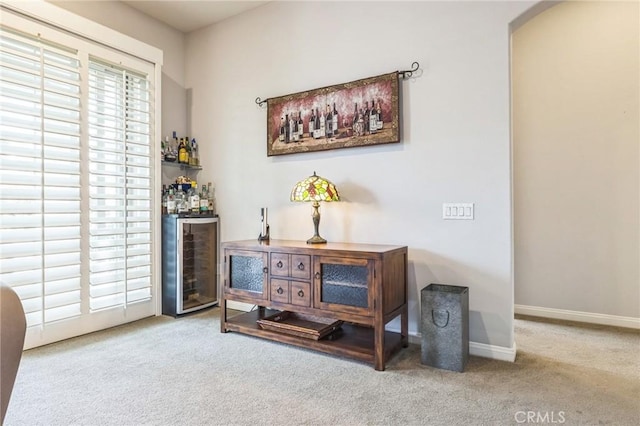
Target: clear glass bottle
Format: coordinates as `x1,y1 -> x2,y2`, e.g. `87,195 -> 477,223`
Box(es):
190,138 -> 198,166
199,184 -> 209,214
207,181 -> 215,214
188,183 -> 200,214
175,185 -> 187,214
166,187 -> 176,214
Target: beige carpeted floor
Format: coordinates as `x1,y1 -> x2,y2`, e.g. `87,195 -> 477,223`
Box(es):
5,308 -> 639,425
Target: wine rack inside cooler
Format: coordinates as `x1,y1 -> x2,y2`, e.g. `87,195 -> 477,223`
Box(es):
162,215 -> 219,316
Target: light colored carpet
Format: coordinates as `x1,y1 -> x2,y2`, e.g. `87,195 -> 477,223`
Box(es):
5,309 -> 639,425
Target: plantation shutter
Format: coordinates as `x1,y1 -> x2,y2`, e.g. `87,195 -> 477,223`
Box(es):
0,28 -> 82,326
0,6 -> 159,349
87,60 -> 152,311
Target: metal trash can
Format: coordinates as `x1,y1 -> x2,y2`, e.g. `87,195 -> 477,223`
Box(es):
421,283 -> 469,372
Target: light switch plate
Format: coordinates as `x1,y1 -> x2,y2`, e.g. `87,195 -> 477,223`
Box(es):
443,203 -> 474,220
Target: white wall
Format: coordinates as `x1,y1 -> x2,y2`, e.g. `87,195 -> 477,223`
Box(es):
49,1 -> 187,139
186,0 -> 535,352
513,1 -> 639,319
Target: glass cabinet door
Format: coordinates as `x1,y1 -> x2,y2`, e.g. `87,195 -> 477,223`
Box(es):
178,218 -> 218,313
225,249 -> 268,300
313,256 -> 374,316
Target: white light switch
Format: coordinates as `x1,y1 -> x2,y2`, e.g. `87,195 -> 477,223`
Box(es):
443,203 -> 474,220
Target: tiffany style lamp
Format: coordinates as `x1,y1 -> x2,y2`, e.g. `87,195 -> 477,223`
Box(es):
290,172 -> 340,244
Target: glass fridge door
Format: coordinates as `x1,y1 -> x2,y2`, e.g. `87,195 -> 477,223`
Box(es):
178,218 -> 218,313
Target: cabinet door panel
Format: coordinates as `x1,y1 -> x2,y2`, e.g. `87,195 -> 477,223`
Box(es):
313,256 -> 374,316
225,249 -> 268,300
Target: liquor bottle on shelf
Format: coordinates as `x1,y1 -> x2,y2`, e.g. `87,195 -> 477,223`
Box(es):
297,110 -> 304,140
164,136 -> 176,162
309,108 -> 315,137
199,184 -> 209,214
207,181 -> 216,213
178,138 -> 188,164
190,139 -> 199,166
369,100 -> 377,134
185,138 -> 192,164
332,102 -> 339,136
188,183 -> 200,214
161,185 -> 168,214
175,185 -> 188,214
167,187 -> 176,214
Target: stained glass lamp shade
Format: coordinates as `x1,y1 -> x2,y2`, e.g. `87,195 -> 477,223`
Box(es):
290,172 -> 340,244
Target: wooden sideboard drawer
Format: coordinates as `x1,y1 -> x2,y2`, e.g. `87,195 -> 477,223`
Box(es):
270,279 -> 290,304
290,254 -> 311,280
270,253 -> 290,277
290,281 -> 311,307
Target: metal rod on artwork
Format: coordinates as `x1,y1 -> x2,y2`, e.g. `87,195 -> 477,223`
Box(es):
398,62 -> 420,80
255,61 -> 419,104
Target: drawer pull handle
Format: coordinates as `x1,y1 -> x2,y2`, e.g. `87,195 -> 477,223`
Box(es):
315,272 -> 320,279
276,287 -> 284,295
262,267 -> 268,273
297,262 -> 305,270
297,290 -> 304,298
277,260 -> 283,268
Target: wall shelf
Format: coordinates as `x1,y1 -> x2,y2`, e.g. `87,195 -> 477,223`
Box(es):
161,160 -> 202,171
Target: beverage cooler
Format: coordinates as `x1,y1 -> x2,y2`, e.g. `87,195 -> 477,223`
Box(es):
162,214 -> 219,316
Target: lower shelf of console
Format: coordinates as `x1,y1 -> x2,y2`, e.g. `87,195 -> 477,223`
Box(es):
223,308 -> 403,368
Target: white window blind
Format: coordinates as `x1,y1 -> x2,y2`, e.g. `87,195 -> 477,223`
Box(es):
88,59 -> 152,311
0,17 -> 157,348
0,28 -> 82,327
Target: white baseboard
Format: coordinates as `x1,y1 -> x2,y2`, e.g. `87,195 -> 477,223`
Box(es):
470,340 -> 517,362
226,301 -> 254,312
515,304 -> 640,330
391,329 -> 517,362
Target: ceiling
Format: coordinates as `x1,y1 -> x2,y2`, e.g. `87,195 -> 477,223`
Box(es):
121,1 -> 269,33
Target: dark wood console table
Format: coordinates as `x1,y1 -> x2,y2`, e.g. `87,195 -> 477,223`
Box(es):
220,240 -> 408,371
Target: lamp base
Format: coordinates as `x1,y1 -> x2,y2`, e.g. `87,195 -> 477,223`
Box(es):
306,235 -> 327,244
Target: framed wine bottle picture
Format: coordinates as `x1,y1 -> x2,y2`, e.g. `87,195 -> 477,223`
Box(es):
266,71 -> 400,157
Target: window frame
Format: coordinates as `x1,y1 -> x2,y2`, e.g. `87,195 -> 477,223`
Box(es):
1,2 -> 163,349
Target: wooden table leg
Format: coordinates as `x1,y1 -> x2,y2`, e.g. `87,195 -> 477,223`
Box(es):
220,298 -> 228,333
374,306 -> 385,371
401,303 -> 409,348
